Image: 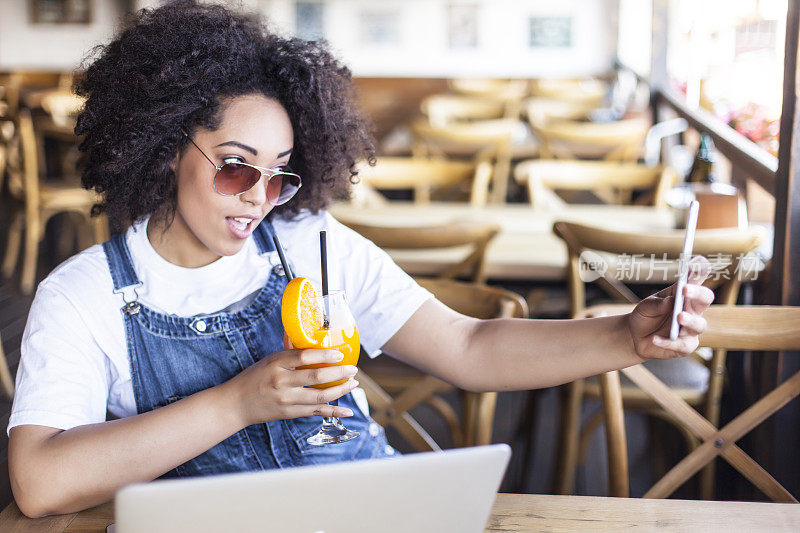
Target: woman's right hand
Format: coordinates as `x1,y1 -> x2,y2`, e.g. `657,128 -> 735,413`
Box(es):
223,347 -> 359,428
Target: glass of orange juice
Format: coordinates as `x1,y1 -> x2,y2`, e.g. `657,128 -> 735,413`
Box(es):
300,290 -> 361,446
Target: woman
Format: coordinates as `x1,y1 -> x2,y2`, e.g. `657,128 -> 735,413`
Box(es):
8,1 -> 713,517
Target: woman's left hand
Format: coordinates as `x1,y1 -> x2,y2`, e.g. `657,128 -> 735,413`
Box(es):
628,256 -> 715,360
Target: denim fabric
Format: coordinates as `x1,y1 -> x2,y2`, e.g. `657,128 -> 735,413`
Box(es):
102,219 -> 392,477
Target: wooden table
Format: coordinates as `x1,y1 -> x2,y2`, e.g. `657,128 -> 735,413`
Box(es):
330,202 -> 678,281
3,493 -> 799,532
487,494 -> 800,531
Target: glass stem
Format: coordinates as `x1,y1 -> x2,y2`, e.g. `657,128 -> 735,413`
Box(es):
322,398 -> 343,431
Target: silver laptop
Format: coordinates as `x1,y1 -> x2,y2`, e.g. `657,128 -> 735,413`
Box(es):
114,444 -> 511,533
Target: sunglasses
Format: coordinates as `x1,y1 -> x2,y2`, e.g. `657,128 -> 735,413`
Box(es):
181,131 -> 301,205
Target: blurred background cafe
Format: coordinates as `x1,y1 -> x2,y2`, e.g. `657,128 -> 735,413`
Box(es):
0,0 -> 799,514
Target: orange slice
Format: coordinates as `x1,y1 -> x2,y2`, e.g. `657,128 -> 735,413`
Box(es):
281,277 -> 325,350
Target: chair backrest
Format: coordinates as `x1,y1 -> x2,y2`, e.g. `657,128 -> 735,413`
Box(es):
412,117 -> 518,147
343,220 -> 500,284
421,94 -> 509,127
448,78 -> 529,100
513,160 -> 677,209
415,278 -> 528,320
552,220 -> 767,316
354,156 -> 492,206
532,117 -> 650,161
601,306 -> 800,501
530,78 -> 607,105
525,97 -> 597,127
698,305 -> 800,351
411,118 -> 518,204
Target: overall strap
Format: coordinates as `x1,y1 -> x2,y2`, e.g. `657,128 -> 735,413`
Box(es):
103,233 -> 141,290
253,218 -> 277,255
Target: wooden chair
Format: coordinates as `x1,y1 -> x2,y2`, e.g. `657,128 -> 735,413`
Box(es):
411,118 -> 521,204
421,93 -> 524,127
0,121 -> 14,191
599,305 -> 800,502
358,278 -> 528,451
513,160 -> 678,209
549,220 -> 766,498
0,74 -> 22,122
1,109 -> 109,294
524,97 -> 598,128
532,117 -> 650,162
0,127 -> 6,185
530,78 -> 607,106
421,94 -> 510,125
448,78 -> 529,100
342,220 -> 500,285
0,330 -> 13,400
1,80 -> 15,191
1,71 -> 71,122
353,156 -> 493,206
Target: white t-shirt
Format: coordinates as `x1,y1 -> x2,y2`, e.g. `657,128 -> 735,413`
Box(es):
9,211 -> 432,433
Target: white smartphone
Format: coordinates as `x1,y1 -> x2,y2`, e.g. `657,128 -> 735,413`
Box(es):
669,200 -> 700,341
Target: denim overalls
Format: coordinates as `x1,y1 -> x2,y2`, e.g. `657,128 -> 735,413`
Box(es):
102,219 -> 392,477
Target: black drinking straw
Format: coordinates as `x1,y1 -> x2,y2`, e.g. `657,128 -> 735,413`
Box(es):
319,231 -> 330,328
272,235 -> 294,281
319,231 -> 338,409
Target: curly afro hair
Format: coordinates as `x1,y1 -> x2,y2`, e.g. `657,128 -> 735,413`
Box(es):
75,0 -> 375,229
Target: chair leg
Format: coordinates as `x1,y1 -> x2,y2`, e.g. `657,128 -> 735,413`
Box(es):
463,391 -> 478,447
0,335 -> 14,400
474,391 -> 497,446
2,210 -> 24,279
599,371 -> 629,498
554,379 -> 585,495
699,454 -> 718,499
21,213 -> 41,294
700,349 -> 726,500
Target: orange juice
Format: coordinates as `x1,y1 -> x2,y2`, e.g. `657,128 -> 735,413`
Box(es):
298,324 -> 360,389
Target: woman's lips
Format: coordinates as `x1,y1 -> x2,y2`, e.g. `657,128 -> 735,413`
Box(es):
225,216 -> 256,239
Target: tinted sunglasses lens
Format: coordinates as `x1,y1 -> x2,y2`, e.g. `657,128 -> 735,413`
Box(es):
214,163 -> 261,195
267,172 -> 301,205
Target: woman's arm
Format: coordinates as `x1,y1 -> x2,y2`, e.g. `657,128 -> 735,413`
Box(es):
382,268 -> 714,393
9,348 -> 358,518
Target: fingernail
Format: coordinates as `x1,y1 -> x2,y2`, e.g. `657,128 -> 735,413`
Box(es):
340,408 -> 354,417
331,351 -> 344,362
653,336 -> 666,346
345,365 -> 358,375
350,379 -> 359,388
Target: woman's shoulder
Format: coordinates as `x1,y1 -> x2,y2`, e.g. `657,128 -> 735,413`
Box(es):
36,243 -> 114,304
